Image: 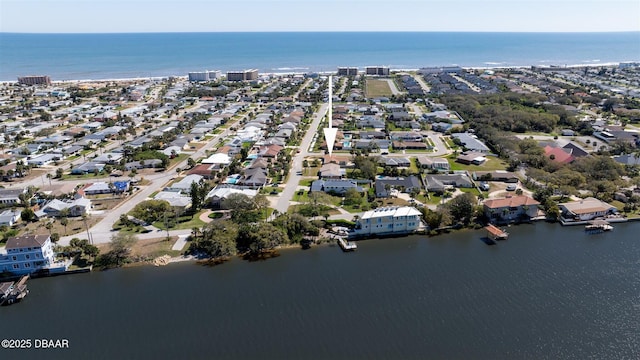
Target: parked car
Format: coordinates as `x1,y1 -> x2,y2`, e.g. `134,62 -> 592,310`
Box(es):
506,184 -> 517,191
479,182 -> 490,191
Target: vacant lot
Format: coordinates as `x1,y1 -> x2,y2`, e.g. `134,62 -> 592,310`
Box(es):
366,79 -> 393,98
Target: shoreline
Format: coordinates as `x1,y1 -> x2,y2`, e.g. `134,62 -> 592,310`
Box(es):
0,62 -> 630,84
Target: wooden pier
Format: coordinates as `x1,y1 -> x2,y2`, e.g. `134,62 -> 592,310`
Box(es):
485,224 -> 509,241
336,236 -> 357,252
0,275 -> 29,306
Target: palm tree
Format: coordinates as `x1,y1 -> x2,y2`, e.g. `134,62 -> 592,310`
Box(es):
46,173 -> 52,186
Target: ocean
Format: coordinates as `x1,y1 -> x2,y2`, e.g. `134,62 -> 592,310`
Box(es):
1,222 -> 639,359
1,32 -> 639,81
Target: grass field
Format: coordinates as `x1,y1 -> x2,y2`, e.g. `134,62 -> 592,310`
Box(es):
366,79 -> 393,98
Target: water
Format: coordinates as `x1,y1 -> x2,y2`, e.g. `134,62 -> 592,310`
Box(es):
1,32 -> 639,81
2,222 -> 639,359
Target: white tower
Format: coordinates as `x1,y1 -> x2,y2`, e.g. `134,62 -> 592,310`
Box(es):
323,76 -> 338,156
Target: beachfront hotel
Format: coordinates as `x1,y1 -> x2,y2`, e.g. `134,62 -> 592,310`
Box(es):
226,69 -> 258,81
337,67 -> 358,76
17,75 -> 51,86
352,206 -> 423,237
365,66 -> 390,76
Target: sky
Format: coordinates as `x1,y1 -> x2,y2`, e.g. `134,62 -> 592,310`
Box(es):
1,0 -> 639,33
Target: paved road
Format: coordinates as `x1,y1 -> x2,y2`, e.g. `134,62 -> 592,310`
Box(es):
385,78 -> 403,95
273,103 -> 329,215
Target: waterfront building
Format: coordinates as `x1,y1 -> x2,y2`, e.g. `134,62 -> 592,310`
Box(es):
559,197 -> 618,222
337,67 -> 358,76
352,206 -> 422,236
227,69 -> 258,81
0,235 -> 64,276
366,66 -> 390,76
17,75 -> 51,86
483,195 -> 540,223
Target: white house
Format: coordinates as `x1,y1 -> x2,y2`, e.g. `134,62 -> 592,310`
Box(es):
167,174 -> 204,193
0,210 -> 21,227
201,153 -> 232,167
0,235 -> 67,276
205,187 -> 258,209
352,206 -> 422,237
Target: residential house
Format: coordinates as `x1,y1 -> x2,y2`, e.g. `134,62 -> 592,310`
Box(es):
26,153 -> 60,167
71,162 -> 105,175
483,195 -> 540,223
310,179 -> 364,195
154,191 -> 192,213
559,197 -> 618,221
258,144 -> 284,160
0,235 -> 65,276
472,171 -> 519,183
319,163 -> 345,179
613,153 -> 640,166
451,133 -> 491,153
375,176 -> 422,198
544,145 -> 574,164
0,188 -> 26,205
424,174 -> 474,193
417,156 -> 450,172
351,206 -> 422,237
240,168 -> 269,188
456,152 -> 487,165
167,175 -> 204,194
124,159 -> 163,170
188,164 -> 218,179
201,153 -> 232,168
206,187 -> 258,209
378,157 -> 411,167
37,197 -> 91,217
0,210 -> 21,227
392,141 -> 429,150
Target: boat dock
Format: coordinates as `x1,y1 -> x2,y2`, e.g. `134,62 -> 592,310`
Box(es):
0,275 -> 29,306
585,219 -> 613,233
336,236 -> 357,252
485,224 -> 509,241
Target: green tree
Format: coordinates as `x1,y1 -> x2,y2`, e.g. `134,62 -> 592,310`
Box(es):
343,188 -> 362,206
223,193 -> 262,224
189,220 -> 238,258
95,233 -> 136,269
446,192 -> 477,225
271,213 -> 319,244
60,217 -> 69,235
21,208 -> 35,222
238,222 -> 287,255
130,200 -> 171,224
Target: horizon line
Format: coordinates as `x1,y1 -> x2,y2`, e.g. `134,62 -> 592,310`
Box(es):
2,30 -> 640,35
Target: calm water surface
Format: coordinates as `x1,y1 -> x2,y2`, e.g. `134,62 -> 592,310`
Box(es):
1,222 -> 639,359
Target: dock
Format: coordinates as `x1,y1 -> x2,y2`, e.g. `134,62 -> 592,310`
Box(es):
0,275 -> 29,306
585,219 -> 613,233
485,224 -> 509,241
336,236 -> 357,252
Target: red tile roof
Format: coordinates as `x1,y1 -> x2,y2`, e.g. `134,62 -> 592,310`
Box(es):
484,195 -> 540,209
544,145 -> 574,164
